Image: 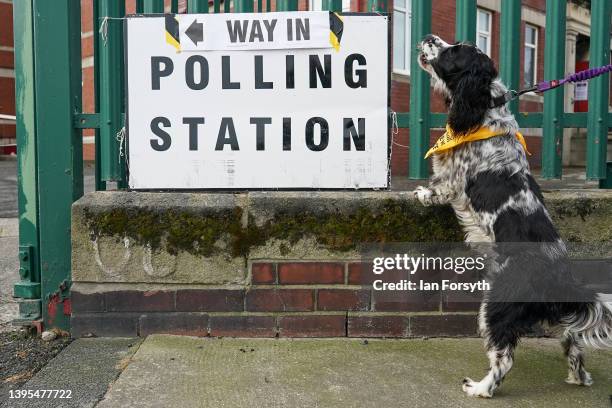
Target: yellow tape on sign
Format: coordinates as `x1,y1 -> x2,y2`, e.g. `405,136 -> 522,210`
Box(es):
329,12 -> 343,51
165,15 -> 180,52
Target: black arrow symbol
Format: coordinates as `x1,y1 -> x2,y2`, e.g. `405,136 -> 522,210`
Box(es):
185,19 -> 203,46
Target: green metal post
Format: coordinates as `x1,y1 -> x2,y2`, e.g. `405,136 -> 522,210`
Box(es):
275,0 -> 297,11
455,0 -> 476,43
225,0 -> 231,13
144,0 -> 165,13
600,162 -> 612,188
32,0 -> 84,330
499,0 -> 520,114
409,0 -> 431,179
97,0 -> 126,187
367,0 -> 387,12
234,0 -> 254,12
93,0 -> 105,191
542,0 -> 565,179
322,0 -> 343,11
587,0 -> 611,181
13,0 -> 41,322
171,0 -> 179,13
188,0 -> 210,13
136,0 -> 144,13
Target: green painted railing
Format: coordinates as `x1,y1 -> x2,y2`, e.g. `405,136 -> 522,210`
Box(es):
13,0 -> 83,330
587,0 -> 611,180
401,0 -> 611,183
12,1 -> 612,331
408,0 -> 430,179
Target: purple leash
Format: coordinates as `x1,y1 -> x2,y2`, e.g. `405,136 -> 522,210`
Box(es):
490,63 -> 612,108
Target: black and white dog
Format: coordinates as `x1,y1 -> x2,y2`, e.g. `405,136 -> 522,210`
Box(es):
414,35 -> 612,398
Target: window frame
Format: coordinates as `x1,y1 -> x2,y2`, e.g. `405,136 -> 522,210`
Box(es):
524,23 -> 538,87
476,8 -> 492,57
392,0 -> 411,75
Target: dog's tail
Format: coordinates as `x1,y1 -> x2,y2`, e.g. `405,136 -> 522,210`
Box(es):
563,298 -> 612,348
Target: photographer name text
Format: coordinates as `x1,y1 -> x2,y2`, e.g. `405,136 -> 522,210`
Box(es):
373,279 -> 490,292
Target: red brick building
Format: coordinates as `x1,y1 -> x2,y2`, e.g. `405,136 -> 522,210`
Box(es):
0,0 -> 15,155
0,1 -> 600,173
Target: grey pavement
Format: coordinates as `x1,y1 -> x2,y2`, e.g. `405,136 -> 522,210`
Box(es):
1,337 -> 142,408
0,218 -> 18,332
88,336 -> 612,407
0,158 -> 18,218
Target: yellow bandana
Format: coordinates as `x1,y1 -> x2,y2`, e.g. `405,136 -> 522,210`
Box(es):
424,125 -> 530,159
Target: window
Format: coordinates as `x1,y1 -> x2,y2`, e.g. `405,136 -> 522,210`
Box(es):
393,0 -> 411,74
524,24 -> 538,87
309,0 -> 351,12
476,8 -> 492,56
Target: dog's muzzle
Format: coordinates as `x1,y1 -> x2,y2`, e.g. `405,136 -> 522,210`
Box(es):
418,35 -> 442,66
418,50 -> 429,66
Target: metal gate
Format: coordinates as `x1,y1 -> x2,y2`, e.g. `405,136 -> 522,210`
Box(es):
12,0 -> 612,331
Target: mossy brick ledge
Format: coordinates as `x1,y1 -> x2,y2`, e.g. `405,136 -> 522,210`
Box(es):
80,192 -> 463,256
71,190 -> 612,285
70,190 -> 612,337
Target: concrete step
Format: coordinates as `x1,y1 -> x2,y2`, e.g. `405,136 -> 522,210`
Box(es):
94,336 -> 612,407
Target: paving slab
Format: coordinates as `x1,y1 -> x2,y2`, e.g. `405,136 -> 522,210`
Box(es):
0,331 -> 71,402
0,231 -> 18,332
98,336 -> 612,408
0,218 -> 17,238
1,337 -> 142,408
0,159 -> 17,218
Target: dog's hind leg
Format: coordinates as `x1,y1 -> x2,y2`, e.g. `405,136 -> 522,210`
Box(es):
462,341 -> 515,398
561,330 -> 593,386
463,303 -> 518,398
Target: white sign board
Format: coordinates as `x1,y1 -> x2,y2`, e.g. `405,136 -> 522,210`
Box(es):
126,12 -> 389,189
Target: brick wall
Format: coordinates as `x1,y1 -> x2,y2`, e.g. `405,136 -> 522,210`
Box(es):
0,0 -> 15,154
69,189 -> 612,338
72,260 -> 478,338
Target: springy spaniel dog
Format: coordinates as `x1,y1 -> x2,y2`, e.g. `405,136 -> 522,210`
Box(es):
414,35 -> 612,398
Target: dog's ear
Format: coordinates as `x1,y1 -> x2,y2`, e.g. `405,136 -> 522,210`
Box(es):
448,55 -> 496,135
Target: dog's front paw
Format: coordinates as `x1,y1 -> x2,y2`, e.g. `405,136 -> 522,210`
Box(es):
414,186 -> 434,206
462,378 -> 492,398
